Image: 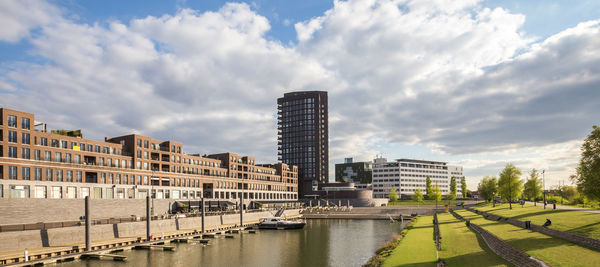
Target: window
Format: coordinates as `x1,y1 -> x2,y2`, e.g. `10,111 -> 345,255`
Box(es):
9,166 -> 18,179
21,118 -> 30,130
115,174 -> 121,184
10,185 -> 29,198
8,146 -> 17,158
41,137 -> 48,146
34,150 -> 40,160
21,133 -> 30,144
8,131 -> 17,142
65,153 -> 71,163
46,169 -> 53,181
66,171 -> 73,182
144,140 -> 149,148
74,155 -> 80,164
100,173 -> 106,183
76,171 -> 82,182
61,140 -> 67,149
7,115 -> 16,127
55,152 -> 61,162
56,170 -> 63,181
99,157 -> 104,166
51,139 -> 59,147
137,150 -> 142,158
143,151 -> 148,159
123,174 -> 128,184
95,145 -> 100,153
137,139 -> 142,147
35,168 -> 42,181
22,148 -> 30,159
22,167 -> 30,180
80,143 -> 86,151
44,151 -> 51,161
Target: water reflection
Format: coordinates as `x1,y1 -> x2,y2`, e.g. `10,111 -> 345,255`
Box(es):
60,219 -> 404,267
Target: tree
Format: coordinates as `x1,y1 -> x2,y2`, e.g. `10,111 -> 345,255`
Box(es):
461,177 -> 467,198
448,177 -> 457,200
413,189 -> 424,205
498,163 -> 523,209
573,125 -> 600,201
425,176 -> 432,199
477,176 -> 498,203
559,186 -> 578,203
389,188 -> 398,202
431,184 -> 442,202
523,168 -> 543,206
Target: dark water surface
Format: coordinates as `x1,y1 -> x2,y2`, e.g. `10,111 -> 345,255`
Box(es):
61,219 -> 403,267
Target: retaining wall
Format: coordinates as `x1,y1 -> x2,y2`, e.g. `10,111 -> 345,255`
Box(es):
0,209 -> 300,252
0,199 -> 173,225
467,207 -> 600,251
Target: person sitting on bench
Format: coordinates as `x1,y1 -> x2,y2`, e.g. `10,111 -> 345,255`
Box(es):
543,219 -> 552,227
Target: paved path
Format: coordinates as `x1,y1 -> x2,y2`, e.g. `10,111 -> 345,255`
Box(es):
525,201 -> 600,214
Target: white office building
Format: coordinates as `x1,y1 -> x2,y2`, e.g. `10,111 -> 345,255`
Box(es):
372,157 -> 464,199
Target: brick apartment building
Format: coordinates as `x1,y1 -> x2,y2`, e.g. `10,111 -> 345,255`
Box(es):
0,108 -> 298,204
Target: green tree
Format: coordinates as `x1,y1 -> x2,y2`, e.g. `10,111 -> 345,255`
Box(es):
461,177 -> 467,198
448,177 -> 457,200
389,188 -> 398,202
431,184 -> 442,202
498,163 -> 523,209
573,125 -> 600,201
560,186 -> 578,203
477,176 -> 498,203
425,176 -> 432,199
413,189 -> 424,205
523,168 -> 543,206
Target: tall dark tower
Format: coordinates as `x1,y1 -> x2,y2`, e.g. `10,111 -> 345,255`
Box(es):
277,91 -> 329,197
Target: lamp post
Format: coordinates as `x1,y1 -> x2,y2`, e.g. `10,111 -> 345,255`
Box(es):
542,170 -> 546,209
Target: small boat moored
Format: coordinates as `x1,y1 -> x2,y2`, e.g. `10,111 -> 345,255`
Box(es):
258,217 -> 306,230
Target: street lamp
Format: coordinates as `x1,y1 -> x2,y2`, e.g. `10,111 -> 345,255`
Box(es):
542,170 -> 547,208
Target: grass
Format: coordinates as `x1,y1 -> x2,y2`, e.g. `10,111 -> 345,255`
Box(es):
455,209 -> 600,267
382,215 -> 437,267
388,200 -> 467,206
436,213 -> 512,266
474,203 -> 600,239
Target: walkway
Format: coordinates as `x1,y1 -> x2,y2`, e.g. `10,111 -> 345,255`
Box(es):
526,201 -> 600,214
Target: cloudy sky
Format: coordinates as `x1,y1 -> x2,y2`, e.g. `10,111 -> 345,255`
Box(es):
1,0 -> 599,190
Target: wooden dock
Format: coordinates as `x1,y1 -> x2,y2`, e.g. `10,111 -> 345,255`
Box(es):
134,245 -> 176,251
81,253 -> 127,261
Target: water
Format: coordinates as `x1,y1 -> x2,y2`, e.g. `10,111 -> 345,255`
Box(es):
61,219 -> 404,267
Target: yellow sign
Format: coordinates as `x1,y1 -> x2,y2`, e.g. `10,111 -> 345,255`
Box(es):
73,146 -> 80,151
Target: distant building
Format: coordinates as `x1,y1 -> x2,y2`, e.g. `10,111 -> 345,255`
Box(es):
371,157 -> 464,199
277,91 -> 329,197
334,157 -> 372,189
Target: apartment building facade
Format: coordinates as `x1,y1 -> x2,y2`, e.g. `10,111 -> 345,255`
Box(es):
277,91 -> 329,197
0,108 -> 298,203
371,157 -> 464,199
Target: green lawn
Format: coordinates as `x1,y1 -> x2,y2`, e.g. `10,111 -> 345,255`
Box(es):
455,209 -> 600,267
437,213 -> 512,266
474,203 -> 600,239
382,216 -> 437,267
388,200 -> 468,206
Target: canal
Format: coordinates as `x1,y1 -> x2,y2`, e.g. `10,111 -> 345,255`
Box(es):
61,219 -> 404,267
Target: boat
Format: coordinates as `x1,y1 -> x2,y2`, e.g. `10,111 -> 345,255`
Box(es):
257,217 -> 306,230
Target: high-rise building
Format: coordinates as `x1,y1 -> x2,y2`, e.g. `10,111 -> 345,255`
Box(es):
277,91 -> 329,197
371,157 -> 464,199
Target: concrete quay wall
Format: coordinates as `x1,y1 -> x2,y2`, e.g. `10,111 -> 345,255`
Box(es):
0,198 -> 173,225
0,209 -> 300,252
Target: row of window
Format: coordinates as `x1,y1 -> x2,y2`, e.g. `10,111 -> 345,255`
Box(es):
373,168 -> 449,174
2,116 -> 30,129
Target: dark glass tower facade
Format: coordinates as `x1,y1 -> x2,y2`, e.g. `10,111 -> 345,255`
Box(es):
277,91 -> 328,197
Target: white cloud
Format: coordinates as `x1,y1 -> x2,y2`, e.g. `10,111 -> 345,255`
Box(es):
1,0 -> 599,187
0,0 -> 61,42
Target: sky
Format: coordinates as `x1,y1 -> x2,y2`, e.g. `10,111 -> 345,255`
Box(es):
1,0 -> 599,190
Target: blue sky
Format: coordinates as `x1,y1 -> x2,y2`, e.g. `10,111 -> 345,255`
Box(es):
1,0 -> 599,189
